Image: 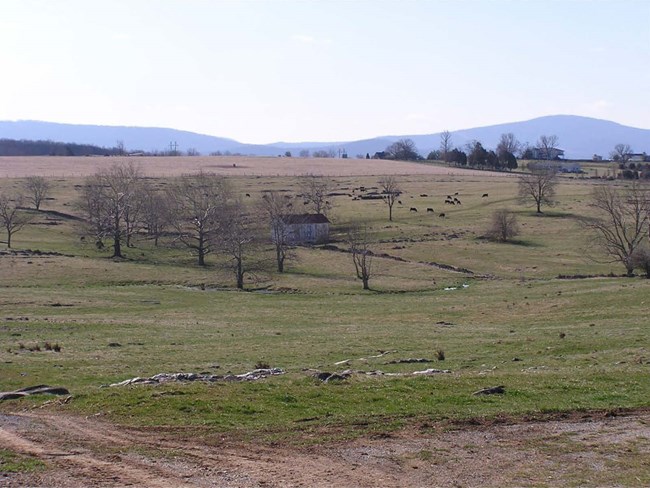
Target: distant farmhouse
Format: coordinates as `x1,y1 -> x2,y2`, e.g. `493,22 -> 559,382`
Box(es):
628,153 -> 647,162
275,214 -> 330,245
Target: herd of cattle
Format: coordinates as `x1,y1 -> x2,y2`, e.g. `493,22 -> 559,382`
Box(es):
251,186 -> 490,218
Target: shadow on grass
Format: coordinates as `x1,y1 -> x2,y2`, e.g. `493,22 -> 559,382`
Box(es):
523,210 -> 584,220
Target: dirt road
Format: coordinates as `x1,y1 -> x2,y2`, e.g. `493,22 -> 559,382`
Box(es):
2,410 -> 649,487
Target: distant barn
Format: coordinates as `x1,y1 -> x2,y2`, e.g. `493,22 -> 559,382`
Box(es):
274,214 -> 330,244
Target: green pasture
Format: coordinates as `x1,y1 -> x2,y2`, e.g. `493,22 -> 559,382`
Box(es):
1,172 -> 648,442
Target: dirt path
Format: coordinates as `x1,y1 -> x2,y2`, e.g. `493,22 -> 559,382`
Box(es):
2,410 -> 649,487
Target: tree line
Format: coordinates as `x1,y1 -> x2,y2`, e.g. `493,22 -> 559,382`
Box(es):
0,138 -> 131,157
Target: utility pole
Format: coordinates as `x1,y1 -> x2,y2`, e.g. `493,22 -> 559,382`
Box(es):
169,141 -> 178,155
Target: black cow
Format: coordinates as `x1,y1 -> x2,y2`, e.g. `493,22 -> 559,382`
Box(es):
410,207 -> 418,212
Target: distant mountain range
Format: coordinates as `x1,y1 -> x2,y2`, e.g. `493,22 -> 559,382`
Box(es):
1,115 -> 649,159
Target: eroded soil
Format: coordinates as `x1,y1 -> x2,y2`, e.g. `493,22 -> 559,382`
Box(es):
2,409 -> 649,487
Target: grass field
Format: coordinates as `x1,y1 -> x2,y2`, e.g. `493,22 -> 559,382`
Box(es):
1,157 -> 648,445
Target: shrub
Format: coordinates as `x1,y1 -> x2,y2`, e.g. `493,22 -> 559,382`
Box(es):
486,209 -> 520,242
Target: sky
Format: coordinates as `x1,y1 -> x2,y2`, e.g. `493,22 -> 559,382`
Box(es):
1,0 -> 649,144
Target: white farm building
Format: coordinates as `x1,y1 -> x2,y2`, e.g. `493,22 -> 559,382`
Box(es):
275,214 -> 330,245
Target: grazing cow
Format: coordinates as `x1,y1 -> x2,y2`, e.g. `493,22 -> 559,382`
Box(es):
410,207 -> 418,212
439,213 -> 446,218
398,200 -> 403,205
454,192 -> 459,196
482,193 -> 489,198
447,195 -> 452,199
427,208 -> 434,213
245,193 -> 251,197
454,198 -> 461,205
420,193 -> 428,197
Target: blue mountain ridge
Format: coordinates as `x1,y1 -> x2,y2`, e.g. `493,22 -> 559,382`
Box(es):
1,115 -> 648,159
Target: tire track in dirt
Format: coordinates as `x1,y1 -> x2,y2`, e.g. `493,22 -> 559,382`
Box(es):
0,416 -> 194,488
2,410 -> 650,487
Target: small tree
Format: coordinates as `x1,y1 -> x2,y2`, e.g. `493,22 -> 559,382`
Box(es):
348,223 -> 374,290
0,193 -> 31,248
141,185 -> 172,246
467,141 -> 488,168
217,200 -> 258,289
77,162 -> 143,258
496,133 -> 521,157
299,175 -> 331,216
378,175 -> 401,221
536,135 -> 560,160
439,130 -> 453,162
518,168 -> 559,213
631,245 -> 650,278
167,172 -> 231,266
260,191 -> 295,272
610,143 -> 632,163
583,183 -> 649,276
385,138 -> 419,161
23,176 -> 51,211
499,150 -> 518,171
486,209 -> 520,242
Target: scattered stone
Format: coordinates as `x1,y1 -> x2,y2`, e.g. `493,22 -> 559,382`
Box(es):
313,372 -> 350,383
412,368 -> 451,375
473,386 -> 506,396
109,368 -> 284,387
0,385 -> 70,401
512,357 -> 522,362
386,358 -> 432,364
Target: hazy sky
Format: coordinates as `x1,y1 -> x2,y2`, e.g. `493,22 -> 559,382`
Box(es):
1,0 -> 648,143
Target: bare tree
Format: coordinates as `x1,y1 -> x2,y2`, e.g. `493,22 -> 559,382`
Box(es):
299,175 -> 331,216
536,135 -> 560,160
486,209 -> 520,242
610,143 -> 633,163
217,200 -> 259,289
518,168 -> 559,214
583,183 -> 649,276
23,176 -> 51,211
439,130 -> 453,162
385,138 -> 419,160
299,149 -> 310,158
0,193 -> 31,248
378,176 -> 401,221
167,171 -> 231,266
77,162 -> 143,258
141,184 -> 172,246
496,133 -> 521,157
347,222 -> 374,290
631,245 -> 650,278
260,191 -> 294,272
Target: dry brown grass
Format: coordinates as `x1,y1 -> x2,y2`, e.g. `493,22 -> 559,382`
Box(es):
0,156 -> 511,178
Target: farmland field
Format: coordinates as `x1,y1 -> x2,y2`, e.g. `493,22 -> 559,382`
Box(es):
1,156 -> 649,487
0,155 -> 503,178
